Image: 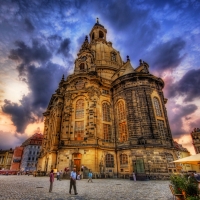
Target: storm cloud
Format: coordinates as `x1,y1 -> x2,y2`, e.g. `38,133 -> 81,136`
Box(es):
8,40 -> 52,65
167,102 -> 198,137
24,18 -> 35,32
168,68 -> 200,102
2,38 -> 70,133
57,38 -> 71,57
2,98 -> 33,133
147,37 -> 186,73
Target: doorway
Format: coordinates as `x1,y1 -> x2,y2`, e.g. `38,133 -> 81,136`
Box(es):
73,153 -> 82,172
135,158 -> 145,173
74,159 -> 81,172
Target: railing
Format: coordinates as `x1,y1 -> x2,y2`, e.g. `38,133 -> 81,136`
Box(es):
62,140 -> 115,148
95,60 -> 121,68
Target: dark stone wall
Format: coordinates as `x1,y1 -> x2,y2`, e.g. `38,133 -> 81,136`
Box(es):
111,73 -> 173,148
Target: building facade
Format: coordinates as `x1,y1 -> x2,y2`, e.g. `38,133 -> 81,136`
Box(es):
173,141 -> 191,173
0,149 -> 13,170
21,133 -> 43,172
10,146 -> 24,171
38,20 -> 179,179
191,128 -> 200,154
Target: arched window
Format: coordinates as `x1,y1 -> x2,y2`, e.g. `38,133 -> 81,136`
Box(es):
75,99 -> 84,119
153,97 -> 162,117
79,63 -> 85,70
92,32 -> 95,40
102,103 -> 110,122
99,31 -> 104,38
119,123 -> 127,142
111,52 -> 116,62
103,124 -> 111,141
120,154 -> 128,165
105,154 -> 114,167
157,120 -> 166,139
74,121 -> 84,141
117,101 -> 127,142
117,101 -> 126,121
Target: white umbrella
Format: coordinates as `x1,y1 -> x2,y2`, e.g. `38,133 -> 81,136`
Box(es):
173,153 -> 200,165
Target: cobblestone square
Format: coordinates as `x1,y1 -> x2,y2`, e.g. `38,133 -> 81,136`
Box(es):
0,175 -> 173,200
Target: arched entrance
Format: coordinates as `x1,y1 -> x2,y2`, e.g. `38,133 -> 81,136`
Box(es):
73,153 -> 82,172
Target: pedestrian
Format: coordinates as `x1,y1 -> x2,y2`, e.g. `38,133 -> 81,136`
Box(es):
57,171 -> 60,180
69,168 -> 78,195
59,170 -> 62,181
88,170 -> 93,183
49,169 -> 54,193
133,172 -> 136,181
77,171 -> 80,180
81,166 -> 84,179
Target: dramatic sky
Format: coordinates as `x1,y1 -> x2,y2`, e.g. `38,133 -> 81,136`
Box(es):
0,0 -> 199,154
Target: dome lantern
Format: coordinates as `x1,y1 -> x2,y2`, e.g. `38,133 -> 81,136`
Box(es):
89,18 -> 107,41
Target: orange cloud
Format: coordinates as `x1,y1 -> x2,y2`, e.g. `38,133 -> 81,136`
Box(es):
174,134 -> 195,155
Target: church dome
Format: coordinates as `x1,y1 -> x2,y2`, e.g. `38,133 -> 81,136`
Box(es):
74,19 -> 126,80
89,18 -> 123,70
90,40 -> 123,69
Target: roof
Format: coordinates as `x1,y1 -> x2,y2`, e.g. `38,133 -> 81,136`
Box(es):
94,18 -> 104,28
173,141 -> 189,152
94,22 -> 104,28
21,133 -> 43,146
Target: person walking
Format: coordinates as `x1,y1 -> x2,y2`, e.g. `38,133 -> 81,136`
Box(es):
57,171 -> 60,180
133,172 -> 136,181
69,168 -> 78,195
88,170 -> 93,183
59,170 -> 62,181
49,170 -> 54,192
81,165 -> 84,179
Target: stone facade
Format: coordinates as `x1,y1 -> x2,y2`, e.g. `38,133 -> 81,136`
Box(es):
191,128 -> 200,154
0,149 -> 13,170
38,20 -> 180,179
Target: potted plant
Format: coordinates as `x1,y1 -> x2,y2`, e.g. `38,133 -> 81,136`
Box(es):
170,174 -> 199,199
170,174 -> 187,194
185,179 -> 199,199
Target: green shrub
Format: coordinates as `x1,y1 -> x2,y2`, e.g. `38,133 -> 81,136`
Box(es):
170,174 -> 187,193
185,182 -> 199,198
186,196 -> 199,200
170,174 -> 199,198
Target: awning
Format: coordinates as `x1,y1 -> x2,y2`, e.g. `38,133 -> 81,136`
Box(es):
173,153 -> 200,165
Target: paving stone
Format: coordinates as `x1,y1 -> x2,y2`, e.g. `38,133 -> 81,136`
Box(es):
0,175 -> 173,200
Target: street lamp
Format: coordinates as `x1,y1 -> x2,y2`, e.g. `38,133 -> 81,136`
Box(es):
148,161 -> 152,180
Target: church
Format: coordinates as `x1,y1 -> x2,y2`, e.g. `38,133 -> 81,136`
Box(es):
38,19 -> 178,179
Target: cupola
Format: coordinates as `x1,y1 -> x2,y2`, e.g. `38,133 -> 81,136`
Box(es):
89,18 -> 107,41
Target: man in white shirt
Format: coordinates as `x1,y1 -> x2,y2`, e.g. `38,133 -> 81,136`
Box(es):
69,168 -> 78,195
59,170 -> 62,181
57,171 -> 60,180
